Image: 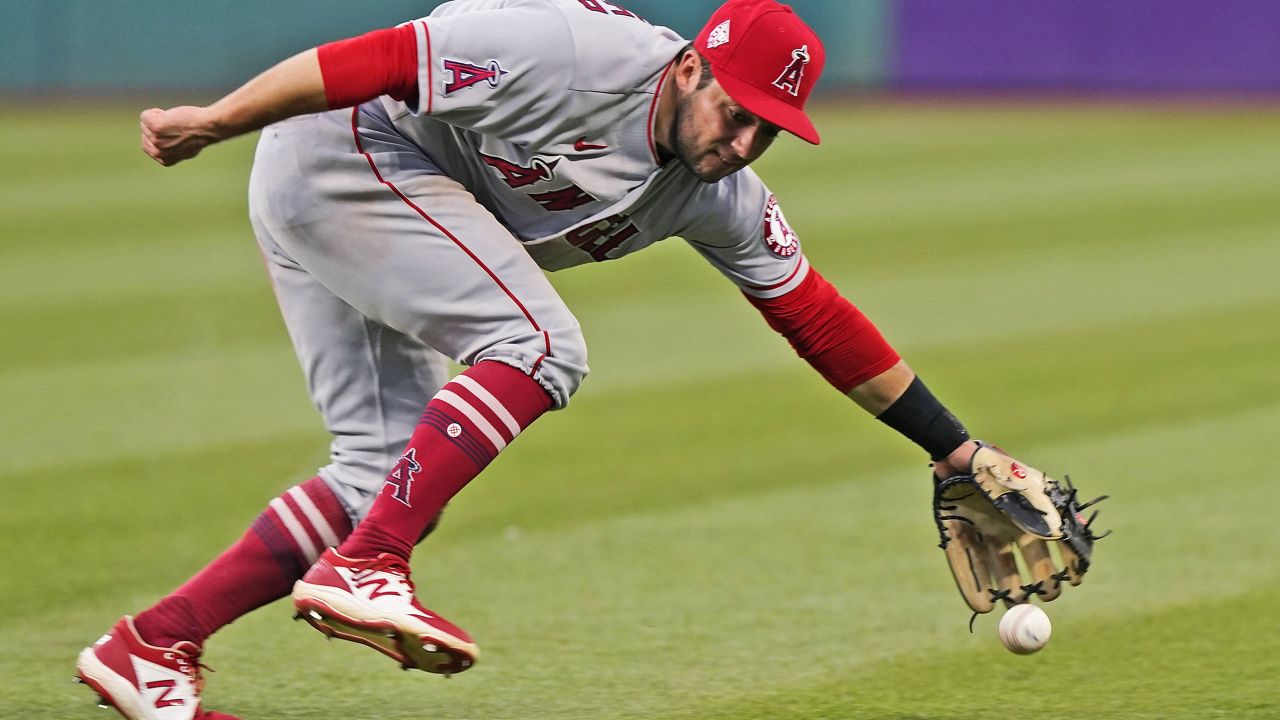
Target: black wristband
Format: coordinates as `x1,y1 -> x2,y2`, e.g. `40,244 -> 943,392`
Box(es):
875,377 -> 970,461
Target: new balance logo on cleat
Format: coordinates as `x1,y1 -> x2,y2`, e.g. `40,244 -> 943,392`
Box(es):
143,679 -> 187,710
292,549 -> 479,675
75,616 -> 235,719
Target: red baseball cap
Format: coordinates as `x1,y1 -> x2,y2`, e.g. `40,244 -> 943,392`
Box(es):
695,0 -> 825,145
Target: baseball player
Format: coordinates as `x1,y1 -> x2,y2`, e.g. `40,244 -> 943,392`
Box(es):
75,1 -> 1100,718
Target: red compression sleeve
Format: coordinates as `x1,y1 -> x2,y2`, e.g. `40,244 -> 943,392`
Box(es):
746,268 -> 901,393
316,24 -> 419,109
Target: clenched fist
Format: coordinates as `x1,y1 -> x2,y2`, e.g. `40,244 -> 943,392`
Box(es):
139,106 -> 222,166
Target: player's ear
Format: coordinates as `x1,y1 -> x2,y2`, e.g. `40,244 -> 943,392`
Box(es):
673,48 -> 702,93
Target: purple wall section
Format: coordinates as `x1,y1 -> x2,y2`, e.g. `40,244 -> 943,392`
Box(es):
894,0 -> 1280,91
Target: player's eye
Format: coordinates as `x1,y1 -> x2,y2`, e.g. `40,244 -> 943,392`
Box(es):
729,109 -> 749,125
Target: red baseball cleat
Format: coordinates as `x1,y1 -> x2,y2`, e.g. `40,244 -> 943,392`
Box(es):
292,548 -> 478,675
75,616 -> 238,720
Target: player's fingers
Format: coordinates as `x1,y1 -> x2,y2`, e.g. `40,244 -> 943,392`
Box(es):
986,541 -> 1022,607
139,108 -> 165,136
1017,535 -> 1061,601
1056,540 -> 1085,586
942,519 -> 995,613
142,139 -> 177,166
140,131 -> 161,158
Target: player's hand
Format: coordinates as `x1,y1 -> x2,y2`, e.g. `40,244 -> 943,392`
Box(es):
931,442 -> 1109,615
140,106 -> 222,166
931,439 -> 979,479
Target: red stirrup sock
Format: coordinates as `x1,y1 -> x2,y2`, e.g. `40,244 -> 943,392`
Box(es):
133,477 -> 352,648
340,361 -> 553,560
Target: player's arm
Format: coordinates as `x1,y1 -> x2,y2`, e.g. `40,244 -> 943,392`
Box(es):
141,25 -> 419,166
682,182 -> 976,470
744,266 -> 977,474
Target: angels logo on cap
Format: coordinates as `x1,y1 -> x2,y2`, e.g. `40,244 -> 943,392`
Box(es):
696,0 -> 825,144
772,45 -> 810,97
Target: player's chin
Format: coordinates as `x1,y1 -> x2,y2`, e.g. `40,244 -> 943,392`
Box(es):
690,157 -> 745,184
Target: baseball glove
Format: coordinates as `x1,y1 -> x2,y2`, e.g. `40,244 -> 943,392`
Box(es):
932,443 -> 1108,620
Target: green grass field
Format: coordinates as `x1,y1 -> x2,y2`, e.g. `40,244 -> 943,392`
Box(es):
3,100 -> 1279,719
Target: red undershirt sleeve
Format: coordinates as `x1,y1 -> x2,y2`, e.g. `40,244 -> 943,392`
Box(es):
745,268 -> 901,393
316,24 -> 419,110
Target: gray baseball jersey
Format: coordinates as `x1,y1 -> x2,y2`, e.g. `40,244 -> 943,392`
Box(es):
386,0 -> 808,291
248,0 -> 810,521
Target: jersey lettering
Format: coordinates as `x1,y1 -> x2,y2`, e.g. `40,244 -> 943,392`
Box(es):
530,185 -> 597,212
481,153 -> 559,188
442,59 -> 507,95
772,45 -> 810,97
565,213 -> 640,262
576,0 -> 639,18
385,448 -> 421,507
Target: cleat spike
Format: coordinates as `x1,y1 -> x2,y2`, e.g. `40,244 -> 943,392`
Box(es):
97,696 -> 111,709
72,676 -> 84,684
308,610 -> 323,621
293,612 -> 303,621
423,642 -> 438,652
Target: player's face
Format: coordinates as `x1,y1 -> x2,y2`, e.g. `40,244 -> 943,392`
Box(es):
672,79 -> 781,183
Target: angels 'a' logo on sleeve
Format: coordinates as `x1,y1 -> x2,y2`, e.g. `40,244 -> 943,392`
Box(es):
442,58 -> 508,95
763,194 -> 799,258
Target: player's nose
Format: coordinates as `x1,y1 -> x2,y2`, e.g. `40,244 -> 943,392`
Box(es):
729,127 -> 767,163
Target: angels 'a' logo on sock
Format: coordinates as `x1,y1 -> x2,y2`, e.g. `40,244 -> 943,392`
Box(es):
386,448 -> 422,507
772,45 -> 810,97
443,59 -> 507,95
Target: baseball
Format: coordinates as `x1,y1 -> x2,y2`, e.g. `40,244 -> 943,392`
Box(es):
998,604 -> 1052,654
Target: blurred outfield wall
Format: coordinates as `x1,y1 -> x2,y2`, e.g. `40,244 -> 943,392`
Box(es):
1,0 -> 1276,94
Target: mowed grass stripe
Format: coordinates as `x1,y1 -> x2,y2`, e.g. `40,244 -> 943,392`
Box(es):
677,584 -> 1280,720
771,106 -> 1280,215
0,432 -> 328,625
7,211 -> 1276,378
0,232 -> 263,308
6,287 -> 1276,487
777,136 -> 1280,230
228,402 -> 1280,719
0,281 -> 284,371
12,400 -> 1276,718
1,344 -> 320,474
